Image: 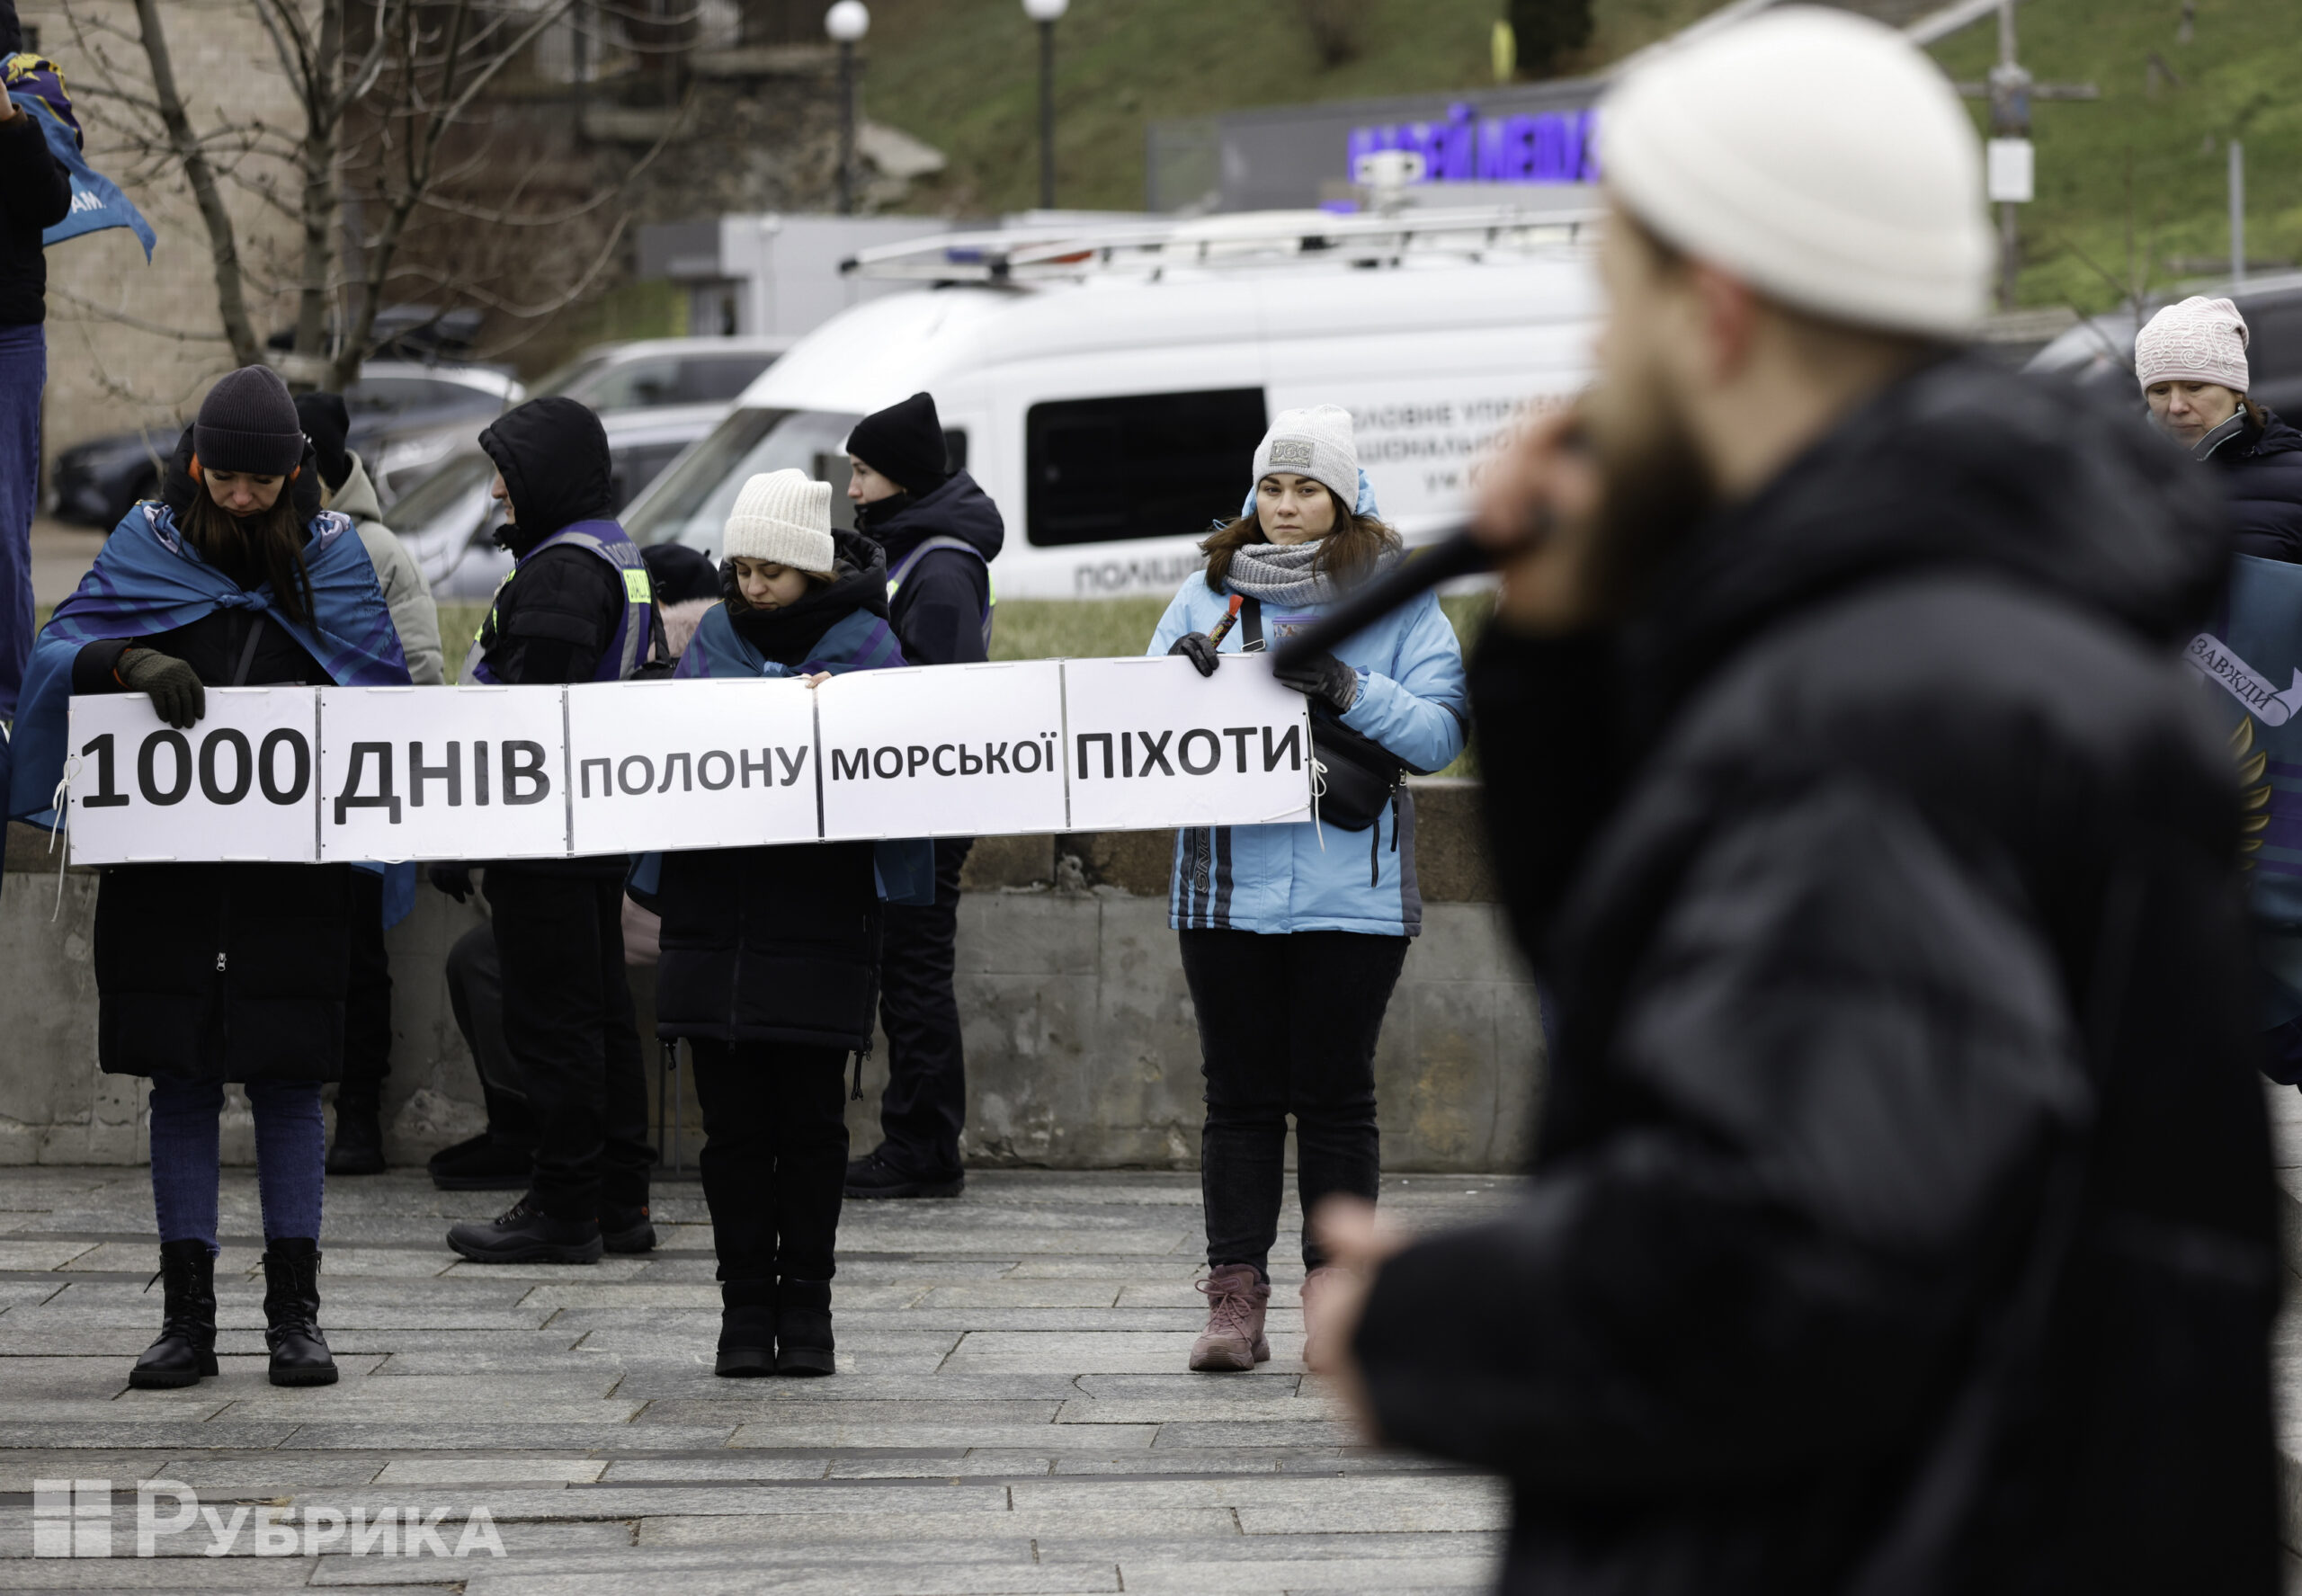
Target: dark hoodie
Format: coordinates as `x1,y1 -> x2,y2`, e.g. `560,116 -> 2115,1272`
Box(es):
2196,406 -> 2302,565
854,468 -> 1004,666
473,397 -> 624,685
1355,357 -> 2276,1595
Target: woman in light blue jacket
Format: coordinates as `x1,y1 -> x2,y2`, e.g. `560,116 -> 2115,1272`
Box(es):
1146,405 -> 1468,1375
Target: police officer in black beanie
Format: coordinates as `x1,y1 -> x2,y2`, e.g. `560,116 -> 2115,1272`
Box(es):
841,391 -> 1004,1199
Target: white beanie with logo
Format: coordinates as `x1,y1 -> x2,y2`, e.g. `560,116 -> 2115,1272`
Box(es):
1600,7 -> 1992,340
722,468 -> 835,573
2135,297 -> 2251,393
1253,406 -> 1359,505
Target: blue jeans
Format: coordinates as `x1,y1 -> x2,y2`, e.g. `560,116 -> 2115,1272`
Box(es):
0,321 -> 41,719
148,1079 -> 325,1254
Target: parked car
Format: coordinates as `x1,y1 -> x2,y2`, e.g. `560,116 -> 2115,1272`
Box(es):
391,405 -> 727,601
620,213 -> 1602,597
49,361 -> 523,529
2024,272 -> 2302,418
537,335 -> 791,412
366,336 -> 789,509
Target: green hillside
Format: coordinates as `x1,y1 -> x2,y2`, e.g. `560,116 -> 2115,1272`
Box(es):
1932,0 -> 2299,310
862,0 -> 2298,314
861,0 -> 1715,214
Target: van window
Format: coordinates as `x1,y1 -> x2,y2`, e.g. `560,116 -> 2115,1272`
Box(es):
624,408 -> 863,555
1025,389 -> 1266,548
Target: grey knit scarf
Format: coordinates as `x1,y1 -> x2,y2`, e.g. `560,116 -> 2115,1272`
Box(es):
1223,539 -> 1396,608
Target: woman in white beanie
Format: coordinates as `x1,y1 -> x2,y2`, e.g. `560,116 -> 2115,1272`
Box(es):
2137,295 -> 2302,560
1147,406 -> 1468,1375
629,469 -> 911,1378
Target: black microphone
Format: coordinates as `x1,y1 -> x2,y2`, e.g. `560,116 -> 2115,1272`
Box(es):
1269,528 -> 1492,668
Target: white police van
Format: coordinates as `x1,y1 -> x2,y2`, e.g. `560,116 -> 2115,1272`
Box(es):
620,208 -> 1601,599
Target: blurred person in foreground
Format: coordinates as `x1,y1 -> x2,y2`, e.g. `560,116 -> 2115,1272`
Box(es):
1313,10 -> 2279,1593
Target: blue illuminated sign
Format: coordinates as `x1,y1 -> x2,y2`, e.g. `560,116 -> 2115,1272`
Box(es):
1347,103 -> 1599,186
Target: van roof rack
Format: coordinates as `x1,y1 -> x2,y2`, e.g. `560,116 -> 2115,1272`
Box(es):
841,205 -> 1602,283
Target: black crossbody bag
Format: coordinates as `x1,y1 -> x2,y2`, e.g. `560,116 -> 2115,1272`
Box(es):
1240,596 -> 1411,834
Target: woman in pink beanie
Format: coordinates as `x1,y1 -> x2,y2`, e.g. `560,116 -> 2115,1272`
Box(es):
2137,295 -> 2302,560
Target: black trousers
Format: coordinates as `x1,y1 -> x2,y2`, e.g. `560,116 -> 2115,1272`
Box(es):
486,870 -> 649,1220
689,1039 -> 851,1282
444,922 -> 536,1143
338,869 -> 393,1112
1178,928 -> 1410,1277
873,836 -> 971,1179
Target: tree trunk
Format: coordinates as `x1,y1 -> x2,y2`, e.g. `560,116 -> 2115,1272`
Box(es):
291,0 -> 346,382
132,0 -> 264,370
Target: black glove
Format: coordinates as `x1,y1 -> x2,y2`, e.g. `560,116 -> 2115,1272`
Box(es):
290,439 -> 323,523
158,426 -> 197,517
1272,651 -> 1360,711
1168,632 -> 1220,678
114,646 -> 205,728
429,863 -> 474,904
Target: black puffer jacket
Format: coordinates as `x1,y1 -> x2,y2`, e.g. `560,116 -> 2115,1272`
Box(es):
646,548 -> 892,1050
1353,357 -> 2277,1595
0,94 -> 71,328
2198,408 -> 2302,564
72,487 -> 352,1085
856,469 -> 1004,665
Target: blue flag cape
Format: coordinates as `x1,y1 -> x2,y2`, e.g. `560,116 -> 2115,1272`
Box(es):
8,500 -> 414,918
7,58 -> 156,261
641,600 -> 932,905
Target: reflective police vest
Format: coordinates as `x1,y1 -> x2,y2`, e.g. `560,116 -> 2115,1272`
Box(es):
460,519 -> 656,685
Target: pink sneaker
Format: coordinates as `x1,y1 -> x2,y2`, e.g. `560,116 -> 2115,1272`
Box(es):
1189,1264 -> 1271,1372
1300,1265 -> 1346,1369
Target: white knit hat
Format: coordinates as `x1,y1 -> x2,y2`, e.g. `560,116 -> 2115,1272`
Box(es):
2135,297 -> 2250,393
1252,406 -> 1358,504
722,469 -> 835,572
1601,7 -> 1992,339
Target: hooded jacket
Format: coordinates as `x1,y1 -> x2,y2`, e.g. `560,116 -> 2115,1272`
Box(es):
2197,407 -> 2302,565
855,469 -> 1004,666
1352,357 -> 2276,1595
470,397 -> 626,685
328,450 -> 443,685
640,531 -> 909,1049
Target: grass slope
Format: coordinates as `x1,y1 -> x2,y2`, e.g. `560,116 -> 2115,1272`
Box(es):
864,0 -> 2297,313
862,0 -> 1714,215
1931,0 -> 2300,309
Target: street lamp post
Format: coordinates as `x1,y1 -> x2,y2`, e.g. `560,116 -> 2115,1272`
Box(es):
1022,0 -> 1067,210
825,1 -> 870,215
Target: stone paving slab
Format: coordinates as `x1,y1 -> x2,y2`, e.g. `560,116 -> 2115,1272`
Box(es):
0,1167 -> 1511,1592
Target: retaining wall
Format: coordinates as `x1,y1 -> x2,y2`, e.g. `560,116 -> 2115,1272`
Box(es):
0,780 -> 1543,1172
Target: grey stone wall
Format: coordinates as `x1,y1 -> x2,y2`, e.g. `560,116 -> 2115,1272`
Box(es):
0,780 -> 1544,1172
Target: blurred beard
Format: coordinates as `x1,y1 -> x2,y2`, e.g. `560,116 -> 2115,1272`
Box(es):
1580,379 -> 1718,622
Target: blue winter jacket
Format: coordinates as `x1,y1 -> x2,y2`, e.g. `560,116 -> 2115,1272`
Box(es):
1147,571 -> 1468,936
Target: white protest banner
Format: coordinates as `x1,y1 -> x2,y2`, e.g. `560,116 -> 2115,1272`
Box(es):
317,684 -> 567,862
815,660 -> 1068,841
1061,655 -> 1313,833
567,677 -> 820,856
67,688 -> 320,865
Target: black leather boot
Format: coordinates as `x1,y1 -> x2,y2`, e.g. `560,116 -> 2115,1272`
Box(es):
714,1279 -> 777,1378
260,1238 -> 338,1386
775,1278 -> 834,1377
129,1240 -> 219,1389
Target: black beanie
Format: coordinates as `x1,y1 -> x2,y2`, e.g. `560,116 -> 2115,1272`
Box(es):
195,365 -> 305,476
845,391 -> 950,496
294,392 -> 352,493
